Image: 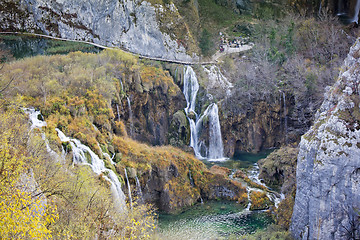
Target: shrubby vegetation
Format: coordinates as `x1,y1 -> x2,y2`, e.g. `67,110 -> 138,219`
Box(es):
222,12 -> 355,115
0,100 -> 157,239
0,50 -> 176,239
0,103 -> 58,239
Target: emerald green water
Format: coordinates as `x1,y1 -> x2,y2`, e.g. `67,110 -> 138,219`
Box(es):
203,151 -> 273,169
158,201 -> 273,239
158,152 -> 275,239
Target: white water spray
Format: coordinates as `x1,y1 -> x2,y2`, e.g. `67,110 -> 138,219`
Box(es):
183,66 -> 225,160
135,176 -> 143,201
56,128 -> 126,210
352,0 -> 360,24
127,97 -> 134,137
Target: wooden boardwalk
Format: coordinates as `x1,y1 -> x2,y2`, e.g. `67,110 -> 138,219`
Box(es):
0,32 -> 251,65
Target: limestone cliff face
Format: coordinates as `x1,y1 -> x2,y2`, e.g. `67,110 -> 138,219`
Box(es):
291,39 -> 360,240
0,0 -> 198,61
117,68 -> 186,146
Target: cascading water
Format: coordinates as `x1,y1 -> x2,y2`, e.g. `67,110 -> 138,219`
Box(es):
135,176 -> 143,202
116,104 -> 121,121
183,66 -> 199,115
127,96 -> 134,137
352,0 -> 360,23
25,108 -> 61,161
248,163 -> 283,208
56,128 -> 126,210
25,108 -> 126,210
206,104 -> 224,159
183,66 -> 225,160
124,168 -> 133,208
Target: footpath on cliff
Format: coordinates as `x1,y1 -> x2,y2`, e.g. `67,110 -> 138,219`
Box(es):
0,32 -> 253,65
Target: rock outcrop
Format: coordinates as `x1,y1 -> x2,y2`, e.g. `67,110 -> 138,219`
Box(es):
290,39 -> 360,240
258,146 -> 298,194
119,150 -> 247,213
118,66 -> 186,146
0,0 -> 198,61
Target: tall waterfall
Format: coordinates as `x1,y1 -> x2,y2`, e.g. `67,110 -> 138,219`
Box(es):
183,66 -> 225,160
205,104 -> 224,159
183,66 -> 199,115
56,129 -> 126,210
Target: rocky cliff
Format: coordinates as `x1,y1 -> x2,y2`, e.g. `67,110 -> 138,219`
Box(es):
0,0 -> 198,61
290,39 -> 360,239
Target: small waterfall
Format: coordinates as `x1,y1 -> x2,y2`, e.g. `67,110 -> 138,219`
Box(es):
248,163 -> 283,208
245,187 -> 252,211
182,66 -> 225,160
135,176 -> 143,201
248,163 -> 266,187
25,108 -> 47,130
56,129 -> 126,210
25,108 -> 61,161
282,92 -> 288,144
352,0 -> 360,23
119,78 -> 124,92
126,97 -> 134,137
124,168 -> 133,208
116,104 -> 121,121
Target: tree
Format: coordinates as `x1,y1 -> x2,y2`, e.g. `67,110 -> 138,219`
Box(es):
0,104 -> 58,239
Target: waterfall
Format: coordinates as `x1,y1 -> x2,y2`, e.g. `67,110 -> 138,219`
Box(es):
183,66 -> 199,115
25,108 -> 126,210
182,66 -> 225,160
119,78 -> 124,92
352,0 -> 360,23
127,97 -> 134,137
25,108 -> 47,130
124,168 -> 133,208
206,104 -> 224,159
248,163 -> 283,208
135,176 -> 143,201
282,92 -> 288,144
116,104 -> 121,121
25,108 -> 61,161
56,128 -> 126,210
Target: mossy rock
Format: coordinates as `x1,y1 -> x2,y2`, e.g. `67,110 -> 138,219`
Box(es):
167,110 -> 190,148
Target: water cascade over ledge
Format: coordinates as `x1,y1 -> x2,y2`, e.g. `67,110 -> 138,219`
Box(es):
25,108 -> 126,210
183,66 -> 225,160
55,129 -> 126,210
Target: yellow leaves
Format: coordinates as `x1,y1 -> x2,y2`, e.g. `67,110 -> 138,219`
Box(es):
0,105 -> 58,239
0,187 -> 57,239
121,201 -> 157,240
